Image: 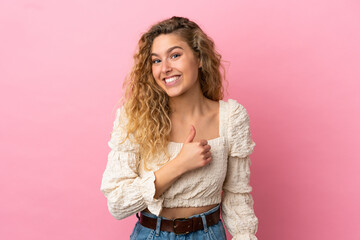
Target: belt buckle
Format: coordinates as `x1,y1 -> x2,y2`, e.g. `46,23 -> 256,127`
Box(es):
173,217 -> 191,235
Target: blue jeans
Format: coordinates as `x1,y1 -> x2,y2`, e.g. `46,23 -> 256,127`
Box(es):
130,204 -> 227,240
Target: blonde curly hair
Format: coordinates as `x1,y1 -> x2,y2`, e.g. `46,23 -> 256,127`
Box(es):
117,16 -> 227,170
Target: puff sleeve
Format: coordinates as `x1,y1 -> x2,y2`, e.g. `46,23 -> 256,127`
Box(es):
100,106 -> 164,220
221,99 -> 258,240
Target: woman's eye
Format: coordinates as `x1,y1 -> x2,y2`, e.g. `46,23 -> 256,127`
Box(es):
152,54 -> 180,64
171,53 -> 180,59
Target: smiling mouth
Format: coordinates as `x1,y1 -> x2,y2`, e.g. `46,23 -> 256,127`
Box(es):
163,75 -> 181,84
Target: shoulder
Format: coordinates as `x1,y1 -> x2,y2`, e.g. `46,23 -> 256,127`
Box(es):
115,105 -> 126,120
113,105 -> 131,128
222,98 -> 250,124
108,105 -> 138,152
223,98 -> 255,157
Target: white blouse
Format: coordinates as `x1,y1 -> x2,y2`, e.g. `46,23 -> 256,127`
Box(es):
100,99 -> 258,240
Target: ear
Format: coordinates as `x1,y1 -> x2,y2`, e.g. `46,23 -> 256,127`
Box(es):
198,57 -> 202,69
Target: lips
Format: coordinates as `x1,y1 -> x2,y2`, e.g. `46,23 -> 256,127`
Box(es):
163,75 -> 181,86
163,75 -> 181,82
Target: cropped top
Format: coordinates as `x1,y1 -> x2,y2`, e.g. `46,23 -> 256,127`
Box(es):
100,99 -> 258,240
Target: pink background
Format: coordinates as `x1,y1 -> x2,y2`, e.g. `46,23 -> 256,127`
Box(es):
1,0 -> 359,239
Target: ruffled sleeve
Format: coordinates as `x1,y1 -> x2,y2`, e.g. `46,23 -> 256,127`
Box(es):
221,99 -> 258,240
100,106 -> 164,220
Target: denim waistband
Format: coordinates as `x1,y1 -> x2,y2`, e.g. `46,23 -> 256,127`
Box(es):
139,203 -> 220,220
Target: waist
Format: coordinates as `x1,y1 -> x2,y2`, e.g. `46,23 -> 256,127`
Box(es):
143,203 -> 219,220
139,204 -> 221,235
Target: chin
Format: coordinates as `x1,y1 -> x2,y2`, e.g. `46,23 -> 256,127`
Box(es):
164,89 -> 184,98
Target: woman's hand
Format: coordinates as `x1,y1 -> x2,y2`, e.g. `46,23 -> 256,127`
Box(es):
174,125 -> 212,174
152,125 -> 212,198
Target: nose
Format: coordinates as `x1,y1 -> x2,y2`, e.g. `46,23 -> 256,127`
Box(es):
161,59 -> 172,74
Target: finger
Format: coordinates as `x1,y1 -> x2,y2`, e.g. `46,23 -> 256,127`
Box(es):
199,139 -> 208,146
201,145 -> 211,154
204,152 -> 212,159
184,125 -> 196,143
204,145 -> 211,151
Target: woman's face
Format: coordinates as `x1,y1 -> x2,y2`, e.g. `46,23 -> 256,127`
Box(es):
151,33 -> 201,98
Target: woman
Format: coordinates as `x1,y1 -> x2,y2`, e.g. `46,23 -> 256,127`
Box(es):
100,16 -> 258,239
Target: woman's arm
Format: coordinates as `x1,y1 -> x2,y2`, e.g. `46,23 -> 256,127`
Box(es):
221,99 -> 258,239
221,156 -> 258,240
153,159 -> 185,199
100,107 -> 164,219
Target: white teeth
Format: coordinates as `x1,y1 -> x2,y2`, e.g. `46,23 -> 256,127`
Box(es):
165,76 -> 180,83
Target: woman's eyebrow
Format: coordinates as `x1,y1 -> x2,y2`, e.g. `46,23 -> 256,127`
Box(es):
151,46 -> 183,57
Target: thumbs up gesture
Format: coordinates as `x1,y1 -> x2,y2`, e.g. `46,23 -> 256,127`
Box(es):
174,125 -> 212,174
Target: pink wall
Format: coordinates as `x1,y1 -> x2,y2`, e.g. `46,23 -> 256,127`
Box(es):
1,0 -> 359,239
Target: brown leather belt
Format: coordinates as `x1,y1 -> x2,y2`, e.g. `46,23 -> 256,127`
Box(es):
138,207 -> 220,235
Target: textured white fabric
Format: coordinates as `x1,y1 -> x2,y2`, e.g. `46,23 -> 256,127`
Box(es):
100,98 -> 258,238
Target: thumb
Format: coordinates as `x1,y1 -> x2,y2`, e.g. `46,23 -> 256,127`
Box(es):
184,125 -> 196,143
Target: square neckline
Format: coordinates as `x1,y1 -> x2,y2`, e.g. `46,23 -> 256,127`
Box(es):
168,100 -> 224,145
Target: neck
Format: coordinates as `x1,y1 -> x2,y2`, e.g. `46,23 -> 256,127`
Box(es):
169,82 -> 208,118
